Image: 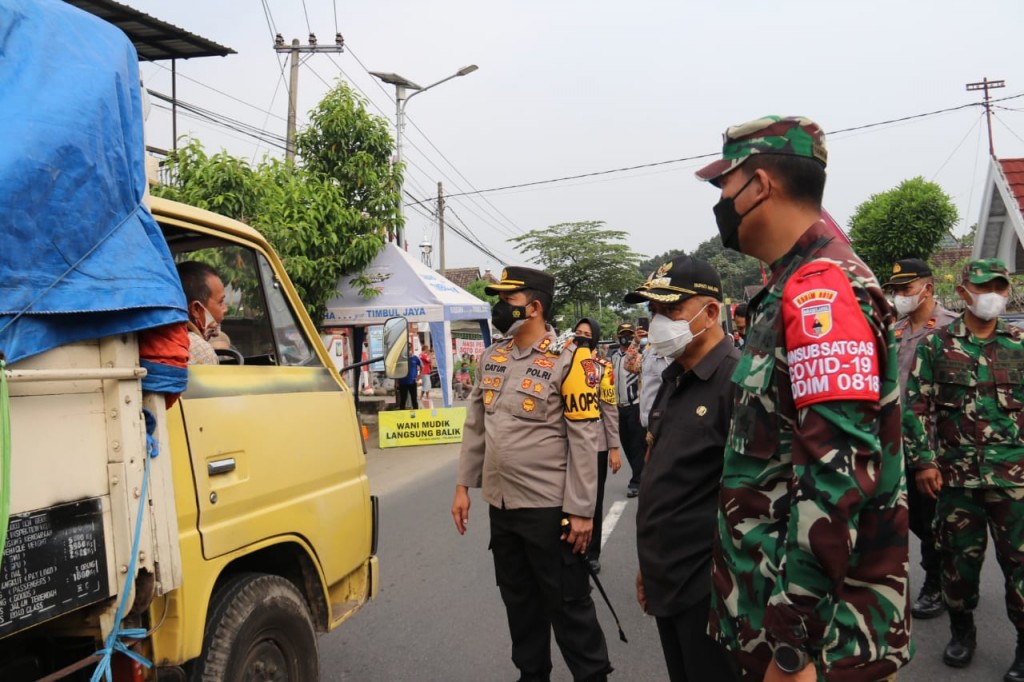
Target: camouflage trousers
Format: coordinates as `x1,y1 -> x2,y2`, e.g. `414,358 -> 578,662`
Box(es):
934,486 -> 1024,627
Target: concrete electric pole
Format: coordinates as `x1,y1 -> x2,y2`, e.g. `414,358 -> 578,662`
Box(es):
273,33 -> 345,164
966,77 -> 1005,158
437,181 -> 446,274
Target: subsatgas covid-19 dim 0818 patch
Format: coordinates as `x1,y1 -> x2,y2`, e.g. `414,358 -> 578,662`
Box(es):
782,261 -> 880,409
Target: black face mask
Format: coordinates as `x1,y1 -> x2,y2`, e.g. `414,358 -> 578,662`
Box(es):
618,335 -> 631,347
712,173 -> 762,252
491,300 -> 530,334
574,335 -> 593,349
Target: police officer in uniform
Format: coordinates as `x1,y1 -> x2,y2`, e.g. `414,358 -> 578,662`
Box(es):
885,257 -> 958,620
628,255 -> 740,682
452,267 -> 612,682
697,116 -> 911,681
904,259 -> 1024,679
609,323 -> 645,496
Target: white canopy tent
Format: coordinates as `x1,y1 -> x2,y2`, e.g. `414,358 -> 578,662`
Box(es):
323,242 -> 492,406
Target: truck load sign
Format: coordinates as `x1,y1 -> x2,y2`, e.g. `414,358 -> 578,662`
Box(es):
0,498 -> 110,637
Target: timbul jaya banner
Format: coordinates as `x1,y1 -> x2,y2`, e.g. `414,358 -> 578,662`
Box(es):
378,407 -> 467,448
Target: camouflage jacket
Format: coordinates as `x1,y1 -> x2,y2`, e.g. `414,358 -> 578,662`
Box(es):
903,317 -> 1024,488
709,220 -> 912,681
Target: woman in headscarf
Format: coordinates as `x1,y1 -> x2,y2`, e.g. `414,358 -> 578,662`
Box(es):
573,317 -> 622,573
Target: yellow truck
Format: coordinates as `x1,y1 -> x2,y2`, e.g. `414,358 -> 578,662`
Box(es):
0,3 -> 403,678
2,197 -> 406,680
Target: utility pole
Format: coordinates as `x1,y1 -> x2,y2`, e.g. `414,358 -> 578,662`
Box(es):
274,33 -> 345,164
437,181 -> 446,274
966,77 -> 1005,157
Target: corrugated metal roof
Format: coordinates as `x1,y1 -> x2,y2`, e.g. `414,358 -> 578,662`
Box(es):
1000,158 -> 1024,216
64,0 -> 234,61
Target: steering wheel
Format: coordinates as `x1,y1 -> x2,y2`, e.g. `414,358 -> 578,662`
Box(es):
215,348 -> 244,365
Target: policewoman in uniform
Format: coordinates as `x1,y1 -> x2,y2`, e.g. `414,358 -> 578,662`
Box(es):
452,267 -> 613,682
697,116 -> 911,681
573,317 -> 622,574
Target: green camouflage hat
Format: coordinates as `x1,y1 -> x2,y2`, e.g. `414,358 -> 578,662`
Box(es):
696,115 -> 827,185
962,258 -> 1010,285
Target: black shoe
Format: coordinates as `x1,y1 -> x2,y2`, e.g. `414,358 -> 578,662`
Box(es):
626,487 -> 639,498
587,558 -> 601,574
943,611 -> 976,668
516,671 -> 551,682
1005,632 -> 1024,681
912,585 -> 946,619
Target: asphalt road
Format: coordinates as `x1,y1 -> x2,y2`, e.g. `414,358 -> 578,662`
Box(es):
318,439 -> 1019,681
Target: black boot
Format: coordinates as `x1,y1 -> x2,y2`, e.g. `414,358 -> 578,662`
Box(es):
943,610 -> 976,668
911,576 -> 946,619
1005,631 -> 1024,682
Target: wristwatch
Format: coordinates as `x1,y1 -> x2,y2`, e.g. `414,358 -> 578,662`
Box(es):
773,643 -> 811,673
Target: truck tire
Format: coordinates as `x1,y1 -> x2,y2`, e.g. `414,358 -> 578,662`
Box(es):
190,573 -> 318,682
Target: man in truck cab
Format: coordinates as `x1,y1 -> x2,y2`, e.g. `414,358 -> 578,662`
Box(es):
176,261 -> 228,365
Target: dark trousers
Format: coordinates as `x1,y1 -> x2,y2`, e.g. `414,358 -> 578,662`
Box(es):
587,450 -> 608,560
396,382 -> 418,410
655,595 -> 739,682
489,506 -> 612,681
617,404 -> 645,489
907,466 -> 940,586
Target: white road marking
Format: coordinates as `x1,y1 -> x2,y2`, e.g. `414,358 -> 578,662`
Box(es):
601,500 -> 627,548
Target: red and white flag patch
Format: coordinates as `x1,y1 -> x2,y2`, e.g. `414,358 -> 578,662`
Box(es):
782,261 -> 880,409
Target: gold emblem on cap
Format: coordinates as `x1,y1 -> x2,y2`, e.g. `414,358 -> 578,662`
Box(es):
892,263 -> 902,274
654,261 -> 673,278
501,268 -> 509,281
696,405 -> 707,416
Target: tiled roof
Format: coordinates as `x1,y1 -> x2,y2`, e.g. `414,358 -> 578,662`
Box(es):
442,267 -> 481,289
1000,159 -> 1024,216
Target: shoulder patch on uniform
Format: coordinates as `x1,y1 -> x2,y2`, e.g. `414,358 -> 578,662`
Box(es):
782,261 -> 880,409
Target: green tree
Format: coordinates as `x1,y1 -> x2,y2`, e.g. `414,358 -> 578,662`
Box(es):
155,81 -> 402,321
848,177 -> 959,279
690,237 -> 764,302
509,221 -> 645,322
465,279 -> 497,305
638,249 -> 686,278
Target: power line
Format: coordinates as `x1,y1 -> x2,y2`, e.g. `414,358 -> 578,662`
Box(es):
443,93 -> 1024,200
148,62 -> 288,123
299,0 -> 312,34
148,91 -> 289,150
344,45 -> 525,236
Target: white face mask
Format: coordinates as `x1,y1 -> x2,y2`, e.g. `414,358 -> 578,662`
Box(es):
965,290 -> 1008,321
893,290 -> 923,317
193,302 -> 221,341
647,305 -> 708,359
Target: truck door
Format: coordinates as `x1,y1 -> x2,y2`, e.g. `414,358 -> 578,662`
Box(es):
177,245 -> 370,583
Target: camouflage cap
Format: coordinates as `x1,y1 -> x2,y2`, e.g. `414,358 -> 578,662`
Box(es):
695,115 -> 828,185
962,258 -> 1010,285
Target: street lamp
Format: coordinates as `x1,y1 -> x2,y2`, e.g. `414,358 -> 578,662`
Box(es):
370,65 -> 479,250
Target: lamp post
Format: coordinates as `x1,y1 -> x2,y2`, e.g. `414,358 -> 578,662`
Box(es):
370,65 -> 478,250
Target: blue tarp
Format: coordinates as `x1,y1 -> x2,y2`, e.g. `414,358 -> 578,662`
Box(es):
0,0 -> 187,366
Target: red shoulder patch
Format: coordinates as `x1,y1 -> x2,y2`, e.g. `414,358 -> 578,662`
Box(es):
782,261 -> 880,409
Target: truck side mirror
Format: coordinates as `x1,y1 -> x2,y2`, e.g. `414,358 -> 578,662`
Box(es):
381,317 -> 409,379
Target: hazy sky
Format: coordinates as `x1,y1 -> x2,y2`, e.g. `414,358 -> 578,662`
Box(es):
135,1 -> 1024,274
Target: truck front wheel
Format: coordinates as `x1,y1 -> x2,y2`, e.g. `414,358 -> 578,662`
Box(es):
191,573 -> 318,682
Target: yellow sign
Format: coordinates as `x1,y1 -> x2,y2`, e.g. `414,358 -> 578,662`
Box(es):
378,407 -> 467,449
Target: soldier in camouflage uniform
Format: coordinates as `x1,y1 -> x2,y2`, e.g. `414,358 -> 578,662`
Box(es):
696,116 -> 912,682
904,258 -> 1024,680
